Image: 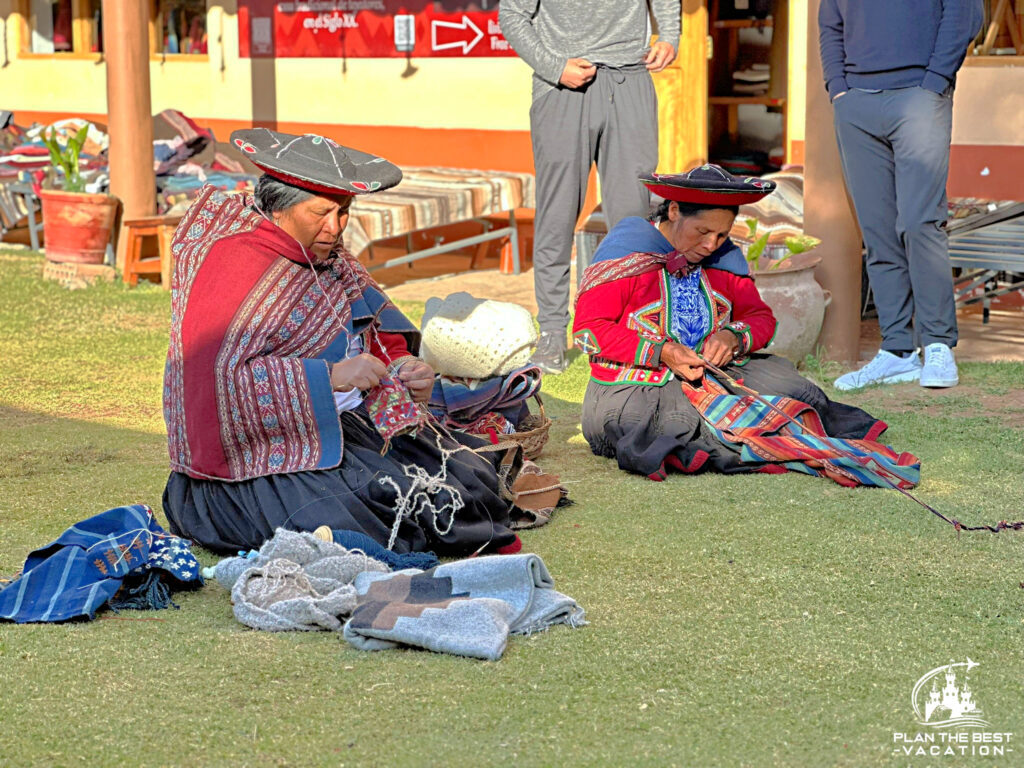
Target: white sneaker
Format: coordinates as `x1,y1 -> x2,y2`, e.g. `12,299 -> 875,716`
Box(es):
920,343 -> 959,388
833,349 -> 922,391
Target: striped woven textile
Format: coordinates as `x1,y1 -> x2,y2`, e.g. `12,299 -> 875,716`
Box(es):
686,377 -> 921,489
345,167 -> 536,257
0,504 -> 202,624
728,170 -> 804,248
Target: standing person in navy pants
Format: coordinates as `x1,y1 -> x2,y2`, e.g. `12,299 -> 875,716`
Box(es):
820,0 -> 983,391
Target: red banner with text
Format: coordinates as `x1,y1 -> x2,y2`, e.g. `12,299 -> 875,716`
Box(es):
238,1 -> 516,58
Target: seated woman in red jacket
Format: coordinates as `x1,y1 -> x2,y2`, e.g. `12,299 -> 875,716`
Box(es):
573,165 -> 886,481
162,129 -> 521,555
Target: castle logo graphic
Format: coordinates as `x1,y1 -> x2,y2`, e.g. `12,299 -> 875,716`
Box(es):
913,658 -> 990,729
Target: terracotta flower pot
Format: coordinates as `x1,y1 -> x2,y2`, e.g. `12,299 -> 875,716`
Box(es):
753,251 -> 831,364
38,189 -> 119,265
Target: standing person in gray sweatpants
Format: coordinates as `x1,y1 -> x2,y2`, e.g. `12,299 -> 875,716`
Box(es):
499,0 -> 681,373
820,0 -> 983,391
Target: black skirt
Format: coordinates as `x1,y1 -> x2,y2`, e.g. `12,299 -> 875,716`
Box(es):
163,409 -> 518,555
581,354 -> 883,478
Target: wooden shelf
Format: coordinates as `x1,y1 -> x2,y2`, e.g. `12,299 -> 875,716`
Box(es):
713,18 -> 773,29
709,96 -> 785,106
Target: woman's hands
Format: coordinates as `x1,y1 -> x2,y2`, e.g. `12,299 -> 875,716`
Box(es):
701,331 -> 741,368
662,333 -> 739,380
660,342 -> 705,382
396,360 -> 435,403
330,354 -> 387,392
330,356 -> 434,402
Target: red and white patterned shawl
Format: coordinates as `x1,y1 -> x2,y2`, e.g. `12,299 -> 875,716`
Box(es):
164,185 -> 417,482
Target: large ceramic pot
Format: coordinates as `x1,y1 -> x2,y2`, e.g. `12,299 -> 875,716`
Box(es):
38,189 -> 119,264
753,252 -> 831,364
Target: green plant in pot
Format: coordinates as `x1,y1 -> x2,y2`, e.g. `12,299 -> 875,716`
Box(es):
37,124 -> 119,265
741,218 -> 830,364
743,217 -> 822,271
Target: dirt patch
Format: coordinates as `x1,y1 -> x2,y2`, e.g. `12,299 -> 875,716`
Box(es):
849,384 -> 1024,427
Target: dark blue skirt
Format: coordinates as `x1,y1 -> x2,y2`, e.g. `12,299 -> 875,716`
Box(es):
163,409 -> 518,556
581,354 -> 883,477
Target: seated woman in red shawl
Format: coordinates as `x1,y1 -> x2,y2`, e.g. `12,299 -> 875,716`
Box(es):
573,165 -> 914,486
162,129 -> 522,555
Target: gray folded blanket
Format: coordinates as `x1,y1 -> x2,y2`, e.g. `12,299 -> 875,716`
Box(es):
227,530 -> 388,632
342,554 -> 586,660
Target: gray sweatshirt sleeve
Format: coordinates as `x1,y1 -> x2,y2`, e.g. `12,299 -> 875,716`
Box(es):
651,0 -> 681,51
498,0 -> 567,86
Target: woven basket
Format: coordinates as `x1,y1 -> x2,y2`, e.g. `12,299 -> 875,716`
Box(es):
471,393 -> 551,460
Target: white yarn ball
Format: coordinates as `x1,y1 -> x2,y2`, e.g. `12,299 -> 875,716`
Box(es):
420,292 -> 538,379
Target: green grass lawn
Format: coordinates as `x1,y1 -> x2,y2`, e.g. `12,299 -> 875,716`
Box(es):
1,249 -> 1023,767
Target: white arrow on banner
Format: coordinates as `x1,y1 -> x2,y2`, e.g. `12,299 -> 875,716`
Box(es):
430,15 -> 484,54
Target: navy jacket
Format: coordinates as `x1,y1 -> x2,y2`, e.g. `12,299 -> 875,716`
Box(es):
819,0 -> 983,99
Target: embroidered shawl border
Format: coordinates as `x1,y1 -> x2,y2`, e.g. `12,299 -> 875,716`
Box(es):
166,186 -> 263,473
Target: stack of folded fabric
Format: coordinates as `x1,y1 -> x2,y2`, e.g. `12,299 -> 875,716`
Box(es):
0,110 -> 258,220
733,63 -> 770,96
428,363 -> 542,434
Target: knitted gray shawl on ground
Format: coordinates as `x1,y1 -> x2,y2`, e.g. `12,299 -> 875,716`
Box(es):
227,529 -> 388,632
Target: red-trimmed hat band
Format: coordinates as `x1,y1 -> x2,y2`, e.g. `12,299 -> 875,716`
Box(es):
640,165 -> 776,206
641,184 -> 773,206
255,166 -> 359,196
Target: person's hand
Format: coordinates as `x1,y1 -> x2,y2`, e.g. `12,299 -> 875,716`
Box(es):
559,58 -> 597,89
397,360 -> 435,403
644,41 -> 677,72
832,90 -> 848,102
701,330 -> 741,368
329,354 -> 387,392
661,341 -> 705,382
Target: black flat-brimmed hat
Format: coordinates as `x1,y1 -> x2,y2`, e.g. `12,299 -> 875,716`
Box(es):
230,128 -> 402,195
640,163 -> 776,205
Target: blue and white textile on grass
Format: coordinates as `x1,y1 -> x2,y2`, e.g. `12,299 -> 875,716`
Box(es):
0,504 -> 203,623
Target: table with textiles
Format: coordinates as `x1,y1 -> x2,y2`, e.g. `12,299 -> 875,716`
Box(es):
344,167 -> 536,274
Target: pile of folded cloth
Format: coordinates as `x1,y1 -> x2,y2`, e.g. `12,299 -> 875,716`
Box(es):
428,364 -> 541,437
0,109 -> 259,225
733,63 -> 770,96
421,292 -> 542,437
213,527 -> 585,660
0,118 -> 108,182
151,109 -> 260,214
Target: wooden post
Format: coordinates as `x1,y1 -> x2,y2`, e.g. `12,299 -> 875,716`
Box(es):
102,0 -> 156,273
803,0 -> 861,363
654,0 -> 708,172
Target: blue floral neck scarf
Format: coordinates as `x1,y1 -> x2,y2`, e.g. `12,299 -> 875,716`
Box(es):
668,268 -> 711,349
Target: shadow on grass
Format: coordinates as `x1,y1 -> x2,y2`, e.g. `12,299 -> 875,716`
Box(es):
0,405 -> 171,572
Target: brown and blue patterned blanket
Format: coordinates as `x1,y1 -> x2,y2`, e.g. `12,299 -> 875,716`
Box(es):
343,554 -> 586,660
